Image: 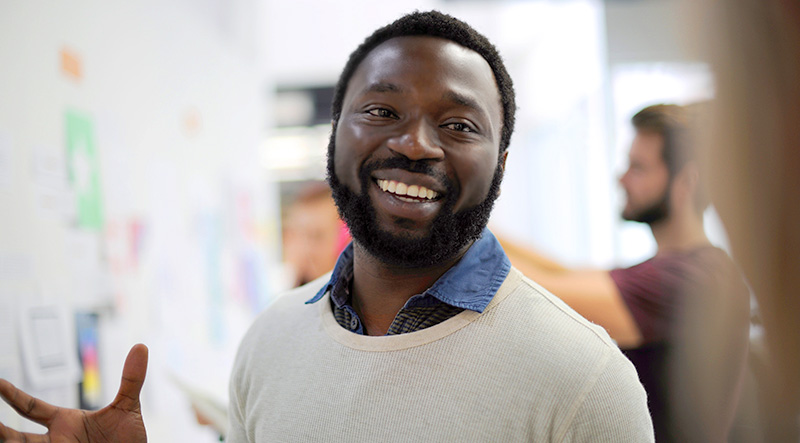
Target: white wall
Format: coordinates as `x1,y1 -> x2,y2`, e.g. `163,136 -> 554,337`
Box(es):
0,1 -> 277,441
485,1 -> 615,267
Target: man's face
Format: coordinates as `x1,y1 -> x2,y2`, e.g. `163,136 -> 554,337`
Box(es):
619,131 -> 671,224
328,36 -> 505,267
283,196 -> 342,286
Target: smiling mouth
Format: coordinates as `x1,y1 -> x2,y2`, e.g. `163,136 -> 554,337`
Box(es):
376,179 -> 440,203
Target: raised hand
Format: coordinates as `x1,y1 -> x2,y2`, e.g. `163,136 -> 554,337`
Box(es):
0,343 -> 149,443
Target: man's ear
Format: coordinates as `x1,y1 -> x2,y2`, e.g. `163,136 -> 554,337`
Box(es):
497,150 -> 509,196
682,162 -> 700,189
675,161 -> 700,202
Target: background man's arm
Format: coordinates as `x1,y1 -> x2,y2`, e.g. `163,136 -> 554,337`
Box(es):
498,235 -> 643,348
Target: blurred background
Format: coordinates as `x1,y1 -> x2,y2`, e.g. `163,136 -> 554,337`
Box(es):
0,0 -> 739,441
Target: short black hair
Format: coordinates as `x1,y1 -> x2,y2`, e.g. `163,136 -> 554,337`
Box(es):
330,10 -> 516,153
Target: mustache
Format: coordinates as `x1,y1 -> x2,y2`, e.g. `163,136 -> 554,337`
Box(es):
358,157 -> 454,194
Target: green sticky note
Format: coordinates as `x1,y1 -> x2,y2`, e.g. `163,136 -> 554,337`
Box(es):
66,110 -> 103,229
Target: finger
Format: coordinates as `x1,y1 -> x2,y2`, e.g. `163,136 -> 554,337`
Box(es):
111,343 -> 148,411
0,421 -> 50,443
0,378 -> 58,426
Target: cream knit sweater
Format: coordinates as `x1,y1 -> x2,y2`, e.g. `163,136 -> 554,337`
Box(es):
228,268 -> 654,442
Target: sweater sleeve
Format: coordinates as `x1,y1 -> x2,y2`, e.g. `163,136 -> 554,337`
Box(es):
226,358 -> 248,443
559,349 -> 655,442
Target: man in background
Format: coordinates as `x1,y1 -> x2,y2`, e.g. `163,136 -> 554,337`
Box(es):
282,181 -> 350,287
503,103 -> 751,441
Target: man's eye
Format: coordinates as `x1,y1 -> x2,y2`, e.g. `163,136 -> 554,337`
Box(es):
444,122 -> 475,133
367,108 -> 395,118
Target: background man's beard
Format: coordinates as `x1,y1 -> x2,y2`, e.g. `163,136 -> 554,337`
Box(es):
622,186 -> 671,225
326,136 -> 503,268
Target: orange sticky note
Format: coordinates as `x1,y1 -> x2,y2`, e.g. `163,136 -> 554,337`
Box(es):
60,47 -> 82,81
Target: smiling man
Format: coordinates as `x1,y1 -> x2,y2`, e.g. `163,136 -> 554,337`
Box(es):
0,10 -> 653,443
226,11 -> 653,442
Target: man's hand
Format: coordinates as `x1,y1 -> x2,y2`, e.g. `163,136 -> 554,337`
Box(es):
0,343 -> 148,443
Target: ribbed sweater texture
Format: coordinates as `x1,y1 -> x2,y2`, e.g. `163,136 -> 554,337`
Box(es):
228,268 -> 654,442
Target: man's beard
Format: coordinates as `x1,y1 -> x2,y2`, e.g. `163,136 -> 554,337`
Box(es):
622,184 -> 671,225
326,135 -> 503,268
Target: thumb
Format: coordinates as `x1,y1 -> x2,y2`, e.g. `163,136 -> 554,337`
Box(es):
112,343 -> 148,411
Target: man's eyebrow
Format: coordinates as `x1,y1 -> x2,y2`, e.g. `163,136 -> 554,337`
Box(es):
363,82 -> 404,94
443,91 -> 483,113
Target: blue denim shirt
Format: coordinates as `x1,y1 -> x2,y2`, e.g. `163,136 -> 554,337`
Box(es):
305,228 -> 511,335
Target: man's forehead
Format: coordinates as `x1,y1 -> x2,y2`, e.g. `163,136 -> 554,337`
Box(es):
633,131 -> 665,148
631,131 -> 666,161
352,35 -> 494,85
347,36 -> 500,108
365,35 -> 468,57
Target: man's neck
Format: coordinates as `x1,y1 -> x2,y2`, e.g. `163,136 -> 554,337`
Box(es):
650,210 -> 711,254
349,242 -> 469,336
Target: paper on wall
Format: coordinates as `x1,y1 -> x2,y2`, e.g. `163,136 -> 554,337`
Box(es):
66,110 -> 103,230
31,144 -> 74,221
95,113 -> 133,218
64,229 -> 113,307
18,304 -> 81,389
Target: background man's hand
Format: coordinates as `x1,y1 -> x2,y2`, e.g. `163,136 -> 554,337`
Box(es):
0,343 -> 148,443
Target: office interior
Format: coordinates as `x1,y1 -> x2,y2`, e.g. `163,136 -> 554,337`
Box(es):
0,0 -> 796,441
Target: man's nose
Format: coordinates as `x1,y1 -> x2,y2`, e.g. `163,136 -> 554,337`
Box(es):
619,169 -> 630,186
386,120 -> 444,161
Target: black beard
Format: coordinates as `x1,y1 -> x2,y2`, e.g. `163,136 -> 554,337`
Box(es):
623,183 -> 671,225
326,133 -> 503,268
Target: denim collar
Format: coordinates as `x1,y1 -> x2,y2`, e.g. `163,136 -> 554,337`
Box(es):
305,228 -> 510,313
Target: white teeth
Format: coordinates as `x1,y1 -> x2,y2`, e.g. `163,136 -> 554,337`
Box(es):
376,179 -> 439,200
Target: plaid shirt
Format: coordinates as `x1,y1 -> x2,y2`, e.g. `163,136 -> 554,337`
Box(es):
306,228 -> 511,335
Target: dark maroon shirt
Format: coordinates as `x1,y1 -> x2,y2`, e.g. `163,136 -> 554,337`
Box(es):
610,246 -> 750,442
